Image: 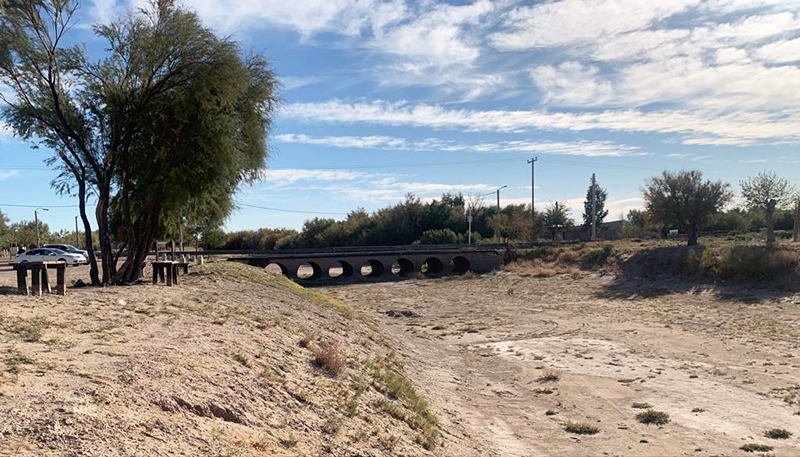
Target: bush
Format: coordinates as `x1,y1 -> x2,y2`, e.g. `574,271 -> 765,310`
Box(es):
564,422 -> 599,435
582,245 -> 613,268
416,229 -> 459,245
636,410 -> 670,426
740,443 -> 773,453
764,428 -> 792,439
718,246 -> 799,281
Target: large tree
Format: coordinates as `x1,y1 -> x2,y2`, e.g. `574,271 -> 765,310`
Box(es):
643,170 -> 732,246
0,0 -> 277,284
582,178 -> 609,235
740,172 -> 796,248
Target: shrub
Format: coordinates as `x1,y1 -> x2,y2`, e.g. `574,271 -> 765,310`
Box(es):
538,370 -> 560,383
764,428 -> 792,439
740,443 -> 773,453
631,402 -> 653,409
718,246 -> 798,281
416,229 -> 459,245
636,410 -> 670,426
564,422 -> 599,435
313,342 -> 346,377
582,245 -> 613,268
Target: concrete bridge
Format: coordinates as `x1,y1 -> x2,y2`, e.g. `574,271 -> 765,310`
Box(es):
227,246 -> 505,283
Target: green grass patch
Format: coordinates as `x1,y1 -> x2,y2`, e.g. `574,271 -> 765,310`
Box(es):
764,428 -> 792,439
372,354 -> 438,449
740,443 -> 773,453
631,402 -> 653,409
636,410 -> 670,426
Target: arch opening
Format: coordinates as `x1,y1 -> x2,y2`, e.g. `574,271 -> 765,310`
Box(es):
391,258 -> 415,277
421,257 -> 444,275
360,259 -> 386,277
450,256 -> 471,275
265,263 -> 288,276
297,262 -> 322,280
328,261 -> 354,278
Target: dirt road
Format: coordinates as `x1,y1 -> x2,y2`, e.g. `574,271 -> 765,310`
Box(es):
323,272 -> 800,457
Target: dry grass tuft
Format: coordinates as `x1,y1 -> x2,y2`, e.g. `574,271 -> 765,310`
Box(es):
312,341 -> 346,377
538,370 -> 561,383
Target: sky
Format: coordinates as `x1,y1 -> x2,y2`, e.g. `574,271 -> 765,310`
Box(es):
1,0 -> 799,232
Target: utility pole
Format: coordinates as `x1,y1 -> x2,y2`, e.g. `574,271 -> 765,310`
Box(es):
591,173 -> 597,241
495,185 -> 507,209
179,220 -> 184,255
467,206 -> 473,244
34,207 -> 48,247
528,157 -> 538,238
794,197 -> 800,242
75,216 -> 80,248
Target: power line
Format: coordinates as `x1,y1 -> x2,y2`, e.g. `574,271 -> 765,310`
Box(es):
236,202 -> 348,215
0,203 -> 79,208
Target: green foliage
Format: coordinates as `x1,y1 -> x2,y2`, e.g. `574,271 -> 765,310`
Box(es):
582,245 -> 613,268
564,422 -> 600,435
741,172 -> 796,247
764,428 -> 792,440
635,409 -> 670,426
542,202 -> 573,240
718,246 -> 798,281
740,443 -> 773,453
583,178 -> 609,232
644,170 -> 733,246
416,229 -> 459,245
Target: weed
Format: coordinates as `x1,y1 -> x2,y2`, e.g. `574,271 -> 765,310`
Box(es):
545,409 -> 558,416
618,378 -> 636,384
636,410 -> 670,426
632,402 -> 653,409
538,370 -> 560,383
534,388 -> 554,394
564,422 -> 599,435
764,428 -> 792,439
321,417 -> 342,435
692,408 -> 706,413
279,435 -> 298,449
4,317 -> 50,342
233,352 -> 252,368
312,341 -> 346,377
299,333 -> 315,348
740,443 -> 773,453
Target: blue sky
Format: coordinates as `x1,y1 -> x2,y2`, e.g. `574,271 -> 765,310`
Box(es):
1,0 -> 800,231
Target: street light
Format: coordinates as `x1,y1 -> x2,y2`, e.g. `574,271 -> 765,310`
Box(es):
34,207 -> 48,247
494,185 -> 507,209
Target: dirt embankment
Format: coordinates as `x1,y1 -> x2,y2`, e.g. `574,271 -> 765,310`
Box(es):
0,262 -> 460,457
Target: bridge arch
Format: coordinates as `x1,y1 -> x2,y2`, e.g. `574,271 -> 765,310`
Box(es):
265,262 -> 288,276
360,259 -> 385,277
297,262 -> 323,280
422,257 -> 444,275
450,256 -> 471,275
329,260 -> 354,278
392,258 -> 415,277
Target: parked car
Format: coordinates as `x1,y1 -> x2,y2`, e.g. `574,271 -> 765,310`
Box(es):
14,248 -> 87,266
44,244 -> 89,258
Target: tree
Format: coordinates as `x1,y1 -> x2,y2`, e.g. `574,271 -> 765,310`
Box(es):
626,209 -> 647,229
643,170 -> 732,246
582,178 -> 609,234
542,201 -> 573,241
740,172 -> 796,247
1,0 -> 277,284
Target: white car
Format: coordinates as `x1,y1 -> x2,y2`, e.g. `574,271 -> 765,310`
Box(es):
14,248 -> 87,266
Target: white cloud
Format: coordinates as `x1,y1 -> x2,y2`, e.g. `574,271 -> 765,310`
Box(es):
490,0 -> 699,50
0,170 -> 19,182
530,62 -> 613,106
755,37 -> 800,63
258,168 -> 375,188
281,76 -> 325,91
179,0 -> 407,36
282,99 -> 800,146
275,132 -> 646,157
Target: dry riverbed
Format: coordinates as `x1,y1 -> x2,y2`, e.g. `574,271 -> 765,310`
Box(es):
323,272 -> 800,457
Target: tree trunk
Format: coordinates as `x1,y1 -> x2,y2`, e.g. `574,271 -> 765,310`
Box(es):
113,200 -> 160,284
765,206 -> 776,248
95,186 -> 115,285
77,178 -> 100,285
688,226 -> 698,246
